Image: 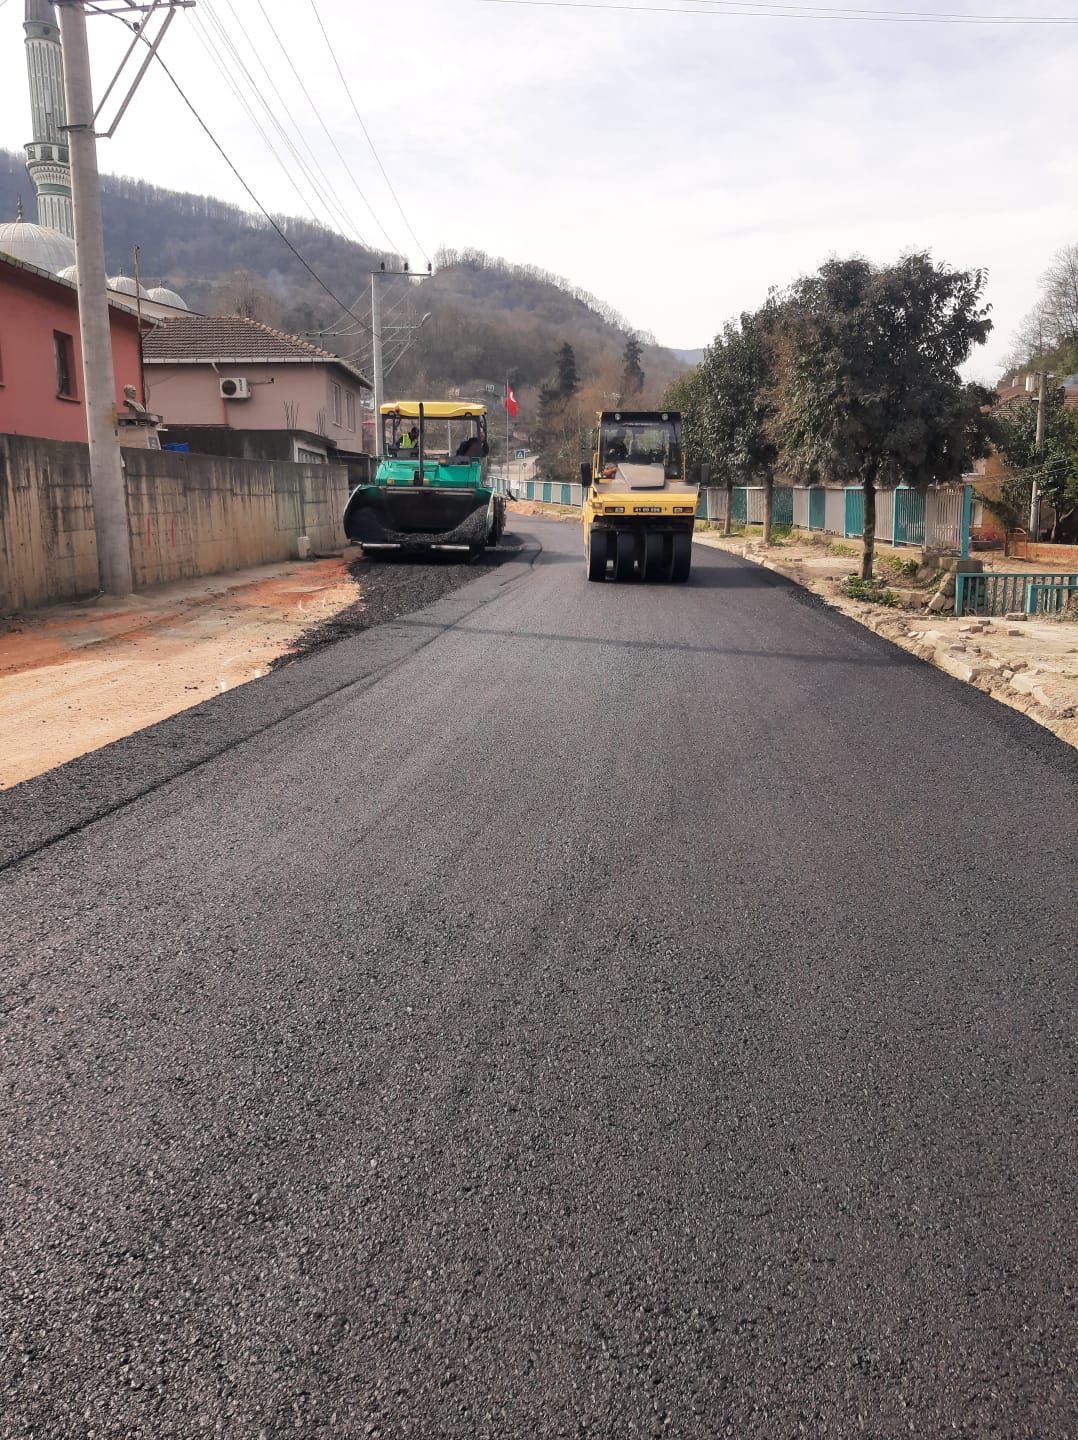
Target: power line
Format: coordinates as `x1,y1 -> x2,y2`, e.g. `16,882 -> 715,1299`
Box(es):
149,50 -> 369,335
197,0 -> 371,247
676,0 -> 1075,16
186,8 -> 333,232
308,0 -> 432,264
200,1 -> 367,244
250,0 -> 403,254
469,0 -> 1078,22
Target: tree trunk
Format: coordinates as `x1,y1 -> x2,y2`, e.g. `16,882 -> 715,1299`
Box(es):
762,476 -> 773,545
861,477 -> 876,580
724,481 -> 733,536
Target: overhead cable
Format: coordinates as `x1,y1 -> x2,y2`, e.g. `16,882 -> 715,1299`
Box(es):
308,0 -> 432,264
469,0 -> 1078,23
250,0 -> 404,254
150,51 -> 368,331
198,0 -> 371,246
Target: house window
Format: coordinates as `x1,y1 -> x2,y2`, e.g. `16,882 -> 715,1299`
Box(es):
345,389 -> 356,432
330,381 -> 342,426
54,330 -> 77,398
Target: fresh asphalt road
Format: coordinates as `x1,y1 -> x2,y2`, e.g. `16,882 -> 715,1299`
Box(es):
1,518 -> 1075,1438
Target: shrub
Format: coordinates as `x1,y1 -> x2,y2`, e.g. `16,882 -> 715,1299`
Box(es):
841,574 -> 899,606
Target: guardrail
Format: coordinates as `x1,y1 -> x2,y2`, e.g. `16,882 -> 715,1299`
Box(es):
954,570 -> 1078,617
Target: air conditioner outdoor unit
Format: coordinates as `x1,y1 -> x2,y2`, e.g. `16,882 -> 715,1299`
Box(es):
219,376 -> 251,399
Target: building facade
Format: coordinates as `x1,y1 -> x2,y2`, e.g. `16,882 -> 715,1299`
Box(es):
0,254 -> 145,444
142,314 -> 371,454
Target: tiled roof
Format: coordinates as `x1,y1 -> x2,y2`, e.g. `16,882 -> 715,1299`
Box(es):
997,381 -> 1078,411
142,313 -> 370,385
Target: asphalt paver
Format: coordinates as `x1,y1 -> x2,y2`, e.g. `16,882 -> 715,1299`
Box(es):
1,519 -> 1075,1437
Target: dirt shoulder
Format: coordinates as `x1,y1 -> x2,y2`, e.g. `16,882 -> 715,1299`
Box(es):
697,532 -> 1078,749
0,543 -> 520,790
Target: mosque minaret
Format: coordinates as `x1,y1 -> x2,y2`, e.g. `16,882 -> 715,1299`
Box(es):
23,0 -> 74,238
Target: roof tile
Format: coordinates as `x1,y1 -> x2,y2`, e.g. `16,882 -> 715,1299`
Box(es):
143,313 -> 369,385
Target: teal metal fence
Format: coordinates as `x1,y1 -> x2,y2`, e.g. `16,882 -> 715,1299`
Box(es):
772,487 -> 793,526
808,488 -> 826,530
894,488 -> 925,546
844,488 -> 864,537
501,475 -> 971,555
954,571 -> 1078,617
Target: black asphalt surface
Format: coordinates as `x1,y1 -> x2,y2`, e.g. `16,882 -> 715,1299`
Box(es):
1,518 -> 1075,1438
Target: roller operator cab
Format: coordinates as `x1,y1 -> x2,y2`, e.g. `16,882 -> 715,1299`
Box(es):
343,401 -> 506,556
581,410 -> 699,582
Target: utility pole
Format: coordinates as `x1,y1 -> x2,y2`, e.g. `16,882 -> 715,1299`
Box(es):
1029,368 -> 1049,543
57,0 -> 131,594
368,264 -> 433,456
371,269 -> 384,450
55,0 -> 192,595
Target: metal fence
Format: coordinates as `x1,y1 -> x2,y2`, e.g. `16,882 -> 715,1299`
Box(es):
497,477 -> 972,557
955,571 -> 1078,618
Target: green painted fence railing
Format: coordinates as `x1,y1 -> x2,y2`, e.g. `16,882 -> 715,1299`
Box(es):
844,488 -> 864,538
894,488 -> 926,546
499,476 -> 970,555
772,487 -> 794,526
954,571 -> 1078,617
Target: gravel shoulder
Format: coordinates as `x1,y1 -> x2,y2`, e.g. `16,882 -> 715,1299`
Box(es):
696,531 -> 1078,749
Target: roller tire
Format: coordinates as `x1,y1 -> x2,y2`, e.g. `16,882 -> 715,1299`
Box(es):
613,529 -> 636,582
586,525 -> 609,582
670,529 -> 692,583
641,530 -> 666,583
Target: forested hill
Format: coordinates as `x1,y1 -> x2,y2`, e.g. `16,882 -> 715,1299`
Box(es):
0,147 -> 388,326
0,148 -> 690,404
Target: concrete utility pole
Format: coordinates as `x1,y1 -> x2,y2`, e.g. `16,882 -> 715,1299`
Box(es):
371,270 -> 384,449
1029,368 -> 1049,543
370,264 -> 431,457
57,0 -> 131,595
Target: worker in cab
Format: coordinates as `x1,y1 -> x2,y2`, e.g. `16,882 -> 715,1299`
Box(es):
398,424 -> 419,453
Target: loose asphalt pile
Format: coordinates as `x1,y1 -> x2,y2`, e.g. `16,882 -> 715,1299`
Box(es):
270,536 -> 522,669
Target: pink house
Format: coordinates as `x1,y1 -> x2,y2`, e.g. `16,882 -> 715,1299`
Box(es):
142,314 -> 371,457
0,252 -> 145,443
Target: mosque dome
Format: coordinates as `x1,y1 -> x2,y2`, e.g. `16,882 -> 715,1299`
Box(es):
107,274 -> 151,298
146,285 -> 190,310
0,219 -> 76,274
57,263 -> 78,282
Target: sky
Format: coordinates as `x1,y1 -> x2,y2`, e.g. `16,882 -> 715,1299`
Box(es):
1,0 -> 1075,379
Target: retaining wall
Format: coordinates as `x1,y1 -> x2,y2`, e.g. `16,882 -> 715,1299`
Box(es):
1006,538 -> 1078,566
0,435 -> 350,611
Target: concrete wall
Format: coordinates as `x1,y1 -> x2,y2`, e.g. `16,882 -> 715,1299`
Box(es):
0,434 -> 351,611
1006,538 -> 1078,567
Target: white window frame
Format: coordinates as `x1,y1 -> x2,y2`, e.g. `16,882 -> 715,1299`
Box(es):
330,381 -> 342,427
345,389 -> 356,432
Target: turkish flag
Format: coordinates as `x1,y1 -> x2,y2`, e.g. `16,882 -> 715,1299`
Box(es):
505,383 -> 519,418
